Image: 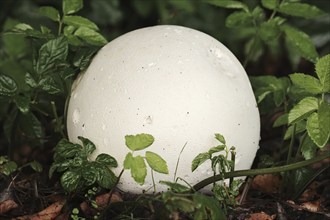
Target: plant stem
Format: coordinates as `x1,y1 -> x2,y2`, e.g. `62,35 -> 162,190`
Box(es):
51,101 -> 65,138
286,124 -> 296,164
192,152 -> 330,191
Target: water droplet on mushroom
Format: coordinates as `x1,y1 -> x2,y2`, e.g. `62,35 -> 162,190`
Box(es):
72,108 -> 80,125
148,62 -> 155,67
224,71 -> 235,78
144,116 -> 153,125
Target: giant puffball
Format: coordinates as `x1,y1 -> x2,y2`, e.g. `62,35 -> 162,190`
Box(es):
67,25 -> 260,193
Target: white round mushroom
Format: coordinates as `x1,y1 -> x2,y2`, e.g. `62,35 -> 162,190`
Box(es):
67,25 -> 260,193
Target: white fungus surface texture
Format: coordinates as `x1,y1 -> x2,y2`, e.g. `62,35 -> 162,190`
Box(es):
67,25 -> 260,193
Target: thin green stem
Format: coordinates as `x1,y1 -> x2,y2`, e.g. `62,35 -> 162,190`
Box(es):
51,101 -> 65,138
192,152 -> 330,191
294,131 -> 307,161
286,123 -> 296,164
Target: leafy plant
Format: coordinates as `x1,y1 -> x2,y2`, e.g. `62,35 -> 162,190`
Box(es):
50,136 -> 118,192
123,133 -> 169,189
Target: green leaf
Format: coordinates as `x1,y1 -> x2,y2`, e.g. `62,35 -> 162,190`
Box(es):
301,134 -> 318,160
29,160 -> 43,172
191,152 -> 210,172
130,155 -> 147,185
282,25 -> 318,63
96,153 -> 118,168
215,133 -> 226,144
63,0 -> 83,15
61,170 -> 81,192
125,133 -> 154,151
307,111 -> 330,148
284,121 -> 306,140
82,163 -> 98,186
193,193 -> 226,220
53,139 -> 81,160
0,74 -> 17,96
63,15 -> 99,30
124,152 -> 133,169
19,112 -> 44,141
315,54 -> 330,93
205,0 -> 249,12
208,145 -> 226,155
261,0 -> 277,9
225,11 -> 252,28
36,36 -> 68,75
15,95 -> 30,114
1,161 -> 17,176
288,97 -> 318,124
277,2 -> 325,19
73,47 -> 98,70
259,20 -> 281,42
78,136 -> 96,156
273,113 -> 288,127
74,27 -> 107,46
159,181 -> 191,193
38,6 -> 60,21
145,151 -> 169,174
97,167 -> 117,189
170,196 -> 196,213
289,73 -> 322,94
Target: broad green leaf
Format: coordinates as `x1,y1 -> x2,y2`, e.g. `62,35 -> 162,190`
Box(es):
191,152 -> 210,172
261,0 -> 277,9
307,111 -> 329,148
145,151 -> 168,174
61,170 -> 81,192
315,54 -> 330,92
317,101 -> 330,147
225,11 -> 252,28
124,152 -> 133,169
15,95 -> 30,113
38,6 -> 60,21
25,73 -> 37,88
14,23 -> 33,31
63,0 -> 83,15
301,134 -> 317,160
29,161 -> 43,172
288,97 -> 318,124
208,145 -> 226,155
193,193 -> 226,220
19,112 -> 44,141
282,25 -> 318,63
273,113 -> 288,127
259,20 -> 281,42
53,139 -> 81,160
289,73 -> 322,94
63,15 -> 99,30
130,155 -> 147,185
36,36 -> 68,75
215,133 -> 226,144
277,2 -> 325,19
125,133 -> 154,151
74,27 -> 107,46
205,0 -> 249,12
82,163 -> 98,186
284,120 -> 306,140
96,154 -> 118,167
96,167 -> 117,189
159,181 -> 191,193
1,161 -> 17,176
0,74 -> 17,96
78,136 -> 96,156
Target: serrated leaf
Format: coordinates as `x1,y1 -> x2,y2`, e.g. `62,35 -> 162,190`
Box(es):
289,73 -> 322,94
225,11 -> 252,28
273,113 -> 288,127
277,2 -> 325,19
288,97 -> 318,124
215,133 -> 226,144
301,134 -> 317,160
129,155 -> 147,185
191,152 -> 210,172
36,36 -> 68,75
145,151 -> 168,174
96,153 -> 118,167
29,161 -> 43,172
307,111 -> 330,148
63,15 -> 99,30
125,133 -> 154,151
282,25 -> 318,63
205,0 -> 249,12
78,136 -> 96,156
61,170 -> 81,192
315,54 -> 330,92
74,27 -> 107,46
63,0 -> 83,15
38,6 -> 60,21
0,74 -> 17,96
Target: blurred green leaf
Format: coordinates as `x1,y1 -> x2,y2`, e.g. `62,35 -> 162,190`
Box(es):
273,113 -> 288,127
225,11 -> 252,28
205,0 -> 249,12
29,160 -> 43,172
301,134 -> 317,160
63,0 -> 83,15
277,2 -> 325,19
19,112 -> 44,141
74,27 -> 107,46
159,181 -> 191,193
193,193 -> 226,220
261,0 -> 277,10
259,20 -> 281,42
1,161 -> 17,176
15,95 -> 30,113
289,73 -> 322,95
315,54 -> 330,92
0,74 -> 17,96
288,97 -> 318,124
38,6 -> 60,21
125,133 -> 154,151
145,151 -> 168,174
63,15 -> 99,30
282,25 -> 318,63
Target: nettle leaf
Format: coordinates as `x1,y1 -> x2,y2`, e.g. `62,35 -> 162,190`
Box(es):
288,97 -> 318,124
38,6 -> 60,22
125,133 -> 154,151
301,134 -> 318,160
63,16 -> 99,30
205,0 -> 249,12
78,136 -> 96,156
273,113 -> 288,127
191,152 -> 210,172
277,2 -> 325,19
63,0 -> 83,15
130,155 -> 147,185
315,54 -> 330,93
0,74 -> 17,96
282,25 -> 318,63
74,27 -> 107,46
289,73 -> 322,95
307,109 -> 330,148
36,36 -> 68,75
225,11 -> 252,28
215,133 -> 226,144
61,170 -> 81,192
96,153 -> 118,168
145,151 -> 168,174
